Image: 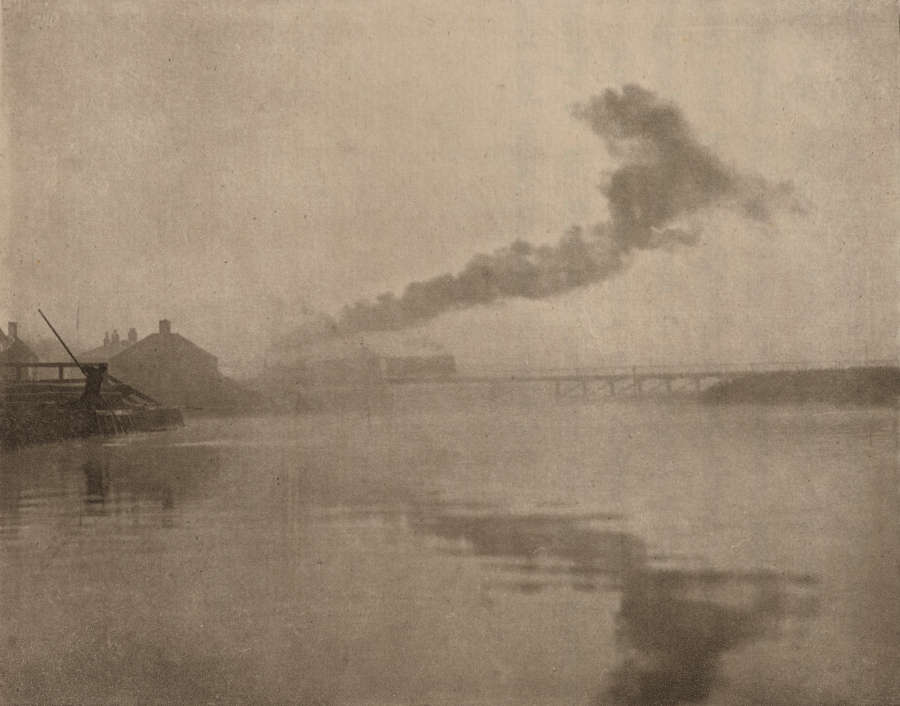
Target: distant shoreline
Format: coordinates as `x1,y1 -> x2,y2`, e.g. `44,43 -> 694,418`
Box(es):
701,366 -> 900,407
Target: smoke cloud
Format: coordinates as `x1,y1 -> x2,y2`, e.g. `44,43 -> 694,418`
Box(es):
288,84 -> 800,344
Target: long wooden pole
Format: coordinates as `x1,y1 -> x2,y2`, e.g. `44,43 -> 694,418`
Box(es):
38,308 -> 86,374
39,309 -> 126,434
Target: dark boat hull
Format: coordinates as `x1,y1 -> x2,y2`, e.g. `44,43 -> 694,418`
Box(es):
1,405 -> 184,449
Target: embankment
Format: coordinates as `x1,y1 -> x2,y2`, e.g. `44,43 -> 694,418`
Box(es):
702,366 -> 900,406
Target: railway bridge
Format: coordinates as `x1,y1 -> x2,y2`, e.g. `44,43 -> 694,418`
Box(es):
385,360 -> 898,399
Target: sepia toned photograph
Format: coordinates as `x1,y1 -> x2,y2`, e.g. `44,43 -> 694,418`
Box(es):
1,1 -> 897,704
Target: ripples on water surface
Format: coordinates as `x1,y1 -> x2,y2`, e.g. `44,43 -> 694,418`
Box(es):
0,392 -> 897,705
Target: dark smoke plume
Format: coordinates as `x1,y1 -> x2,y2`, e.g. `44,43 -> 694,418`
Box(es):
290,85 -> 799,343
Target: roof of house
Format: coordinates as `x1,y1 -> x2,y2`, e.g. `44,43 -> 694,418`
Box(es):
110,332 -> 217,365
79,340 -> 135,363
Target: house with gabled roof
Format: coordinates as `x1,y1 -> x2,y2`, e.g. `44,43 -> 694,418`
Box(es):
103,319 -> 259,409
1,322 -> 39,380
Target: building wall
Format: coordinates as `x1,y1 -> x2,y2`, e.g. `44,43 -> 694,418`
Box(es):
110,356 -> 214,407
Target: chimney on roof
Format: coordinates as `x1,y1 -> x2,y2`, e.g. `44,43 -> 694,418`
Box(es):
159,319 -> 171,336
111,329 -> 120,344
7,322 -> 17,340
104,331 -> 110,346
127,328 -> 137,344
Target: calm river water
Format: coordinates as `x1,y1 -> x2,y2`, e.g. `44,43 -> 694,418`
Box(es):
1,389 -> 897,705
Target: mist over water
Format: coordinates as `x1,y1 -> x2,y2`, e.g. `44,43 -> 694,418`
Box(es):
1,393 -> 896,705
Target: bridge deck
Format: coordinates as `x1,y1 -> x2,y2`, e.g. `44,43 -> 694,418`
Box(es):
387,360 -> 897,385
384,361 -> 898,398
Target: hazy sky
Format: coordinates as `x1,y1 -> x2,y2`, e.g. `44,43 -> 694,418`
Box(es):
1,0 -> 896,372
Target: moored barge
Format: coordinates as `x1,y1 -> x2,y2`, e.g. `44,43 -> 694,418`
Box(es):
1,361 -> 183,449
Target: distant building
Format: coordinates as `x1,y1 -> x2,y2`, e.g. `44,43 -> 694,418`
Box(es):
84,319 -> 260,409
108,320 -> 217,407
0,321 -> 40,380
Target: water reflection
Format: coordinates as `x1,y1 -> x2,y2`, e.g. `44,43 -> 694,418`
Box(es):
404,501 -> 818,704
82,459 -> 109,512
11,631 -> 272,705
0,439 -> 224,539
604,568 -> 817,704
0,464 -> 22,542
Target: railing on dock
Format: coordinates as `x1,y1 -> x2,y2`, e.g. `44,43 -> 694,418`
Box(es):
1,363 -> 99,408
1,361 -> 99,382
